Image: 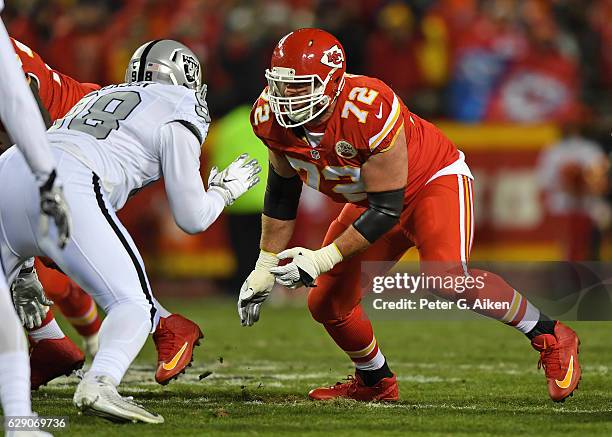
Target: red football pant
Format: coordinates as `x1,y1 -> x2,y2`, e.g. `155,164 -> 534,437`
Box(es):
309,175 -> 539,369
35,259 -> 102,337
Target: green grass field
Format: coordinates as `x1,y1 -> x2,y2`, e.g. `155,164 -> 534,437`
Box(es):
33,297 -> 612,436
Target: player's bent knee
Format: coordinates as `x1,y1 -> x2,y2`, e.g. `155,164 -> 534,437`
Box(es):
308,288 -> 351,323
103,292 -> 153,319
307,291 -> 328,323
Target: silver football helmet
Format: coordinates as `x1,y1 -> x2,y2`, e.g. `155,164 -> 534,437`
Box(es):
125,39 -> 204,93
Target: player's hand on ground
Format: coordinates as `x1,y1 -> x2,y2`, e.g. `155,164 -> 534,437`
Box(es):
208,153 -> 262,206
11,267 -> 53,329
270,244 -> 343,289
238,250 -> 278,326
39,169 -> 72,249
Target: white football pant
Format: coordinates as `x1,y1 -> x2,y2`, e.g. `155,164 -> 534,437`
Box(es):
0,265 -> 32,418
0,148 -> 157,385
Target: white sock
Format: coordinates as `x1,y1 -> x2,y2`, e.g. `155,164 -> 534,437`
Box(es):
29,318 -> 65,343
0,351 -> 32,417
87,302 -> 149,385
0,287 -> 33,417
515,301 -> 540,334
152,298 -> 171,331
154,299 -> 171,318
355,349 -> 386,371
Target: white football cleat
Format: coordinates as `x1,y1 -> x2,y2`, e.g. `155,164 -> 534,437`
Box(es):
73,375 -> 164,424
83,333 -> 99,357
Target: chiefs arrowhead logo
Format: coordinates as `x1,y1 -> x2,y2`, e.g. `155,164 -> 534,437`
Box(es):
321,45 -> 344,69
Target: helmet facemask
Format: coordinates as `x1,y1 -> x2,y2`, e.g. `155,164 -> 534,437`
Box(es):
265,66 -> 335,128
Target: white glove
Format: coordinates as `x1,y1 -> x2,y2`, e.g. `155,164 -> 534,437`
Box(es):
208,153 -> 262,206
11,266 -> 53,330
270,244 -> 343,289
238,250 -> 278,326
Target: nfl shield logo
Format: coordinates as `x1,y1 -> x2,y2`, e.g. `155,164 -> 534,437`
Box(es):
310,149 -> 320,160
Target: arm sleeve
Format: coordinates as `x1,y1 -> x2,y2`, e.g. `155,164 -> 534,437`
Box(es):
159,121 -> 225,234
0,18 -> 54,183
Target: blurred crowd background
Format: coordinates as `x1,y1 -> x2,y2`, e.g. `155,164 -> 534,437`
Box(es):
2,0 -> 611,294
4,0 -> 612,124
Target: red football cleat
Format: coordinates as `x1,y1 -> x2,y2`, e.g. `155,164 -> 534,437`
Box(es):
153,314 -> 203,385
308,374 -> 399,401
30,338 -> 85,390
531,321 -> 581,402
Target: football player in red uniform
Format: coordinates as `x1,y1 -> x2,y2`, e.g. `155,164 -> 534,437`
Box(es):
238,29 -> 581,403
4,38 -> 203,388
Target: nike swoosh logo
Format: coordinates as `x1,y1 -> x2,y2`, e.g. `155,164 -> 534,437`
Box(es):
223,177 -> 237,183
375,103 -> 383,119
161,342 -> 189,371
555,355 -> 574,389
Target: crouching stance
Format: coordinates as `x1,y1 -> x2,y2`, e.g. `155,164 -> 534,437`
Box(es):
0,40 -> 260,423
238,29 -> 580,404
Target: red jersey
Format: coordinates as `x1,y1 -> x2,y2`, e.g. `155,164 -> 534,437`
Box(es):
251,74 -> 466,207
10,38 -> 100,122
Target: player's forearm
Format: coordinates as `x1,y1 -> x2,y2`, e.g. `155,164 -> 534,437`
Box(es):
260,157 -> 302,254
260,214 -> 295,254
335,188 -> 405,261
333,225 -> 371,258
161,122 -> 226,234
0,20 -> 54,183
172,189 -> 226,234
166,165 -> 227,234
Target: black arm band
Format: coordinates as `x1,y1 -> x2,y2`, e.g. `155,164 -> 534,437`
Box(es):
353,188 -> 404,243
263,163 -> 303,220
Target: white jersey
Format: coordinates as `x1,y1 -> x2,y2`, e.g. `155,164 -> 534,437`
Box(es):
47,82 -> 210,210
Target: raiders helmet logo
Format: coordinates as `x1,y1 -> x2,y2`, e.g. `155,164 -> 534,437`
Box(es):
321,45 -> 344,69
182,54 -> 199,84
335,140 -> 357,159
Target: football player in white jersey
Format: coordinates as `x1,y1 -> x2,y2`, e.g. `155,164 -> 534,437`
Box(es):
0,39 -> 261,423
0,1 -> 70,433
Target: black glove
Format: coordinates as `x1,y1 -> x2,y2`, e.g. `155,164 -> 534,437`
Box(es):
39,170 -> 72,249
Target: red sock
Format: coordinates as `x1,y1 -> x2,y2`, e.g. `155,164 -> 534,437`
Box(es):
323,305 -> 386,371
430,268 -> 540,334
54,281 -> 101,337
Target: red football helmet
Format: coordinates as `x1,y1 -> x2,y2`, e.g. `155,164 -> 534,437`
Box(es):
265,28 -> 346,128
